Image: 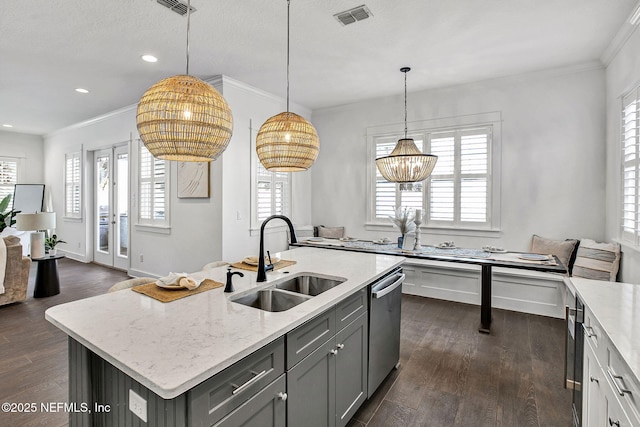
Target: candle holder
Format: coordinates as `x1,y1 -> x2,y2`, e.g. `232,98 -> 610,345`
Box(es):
413,217 -> 423,251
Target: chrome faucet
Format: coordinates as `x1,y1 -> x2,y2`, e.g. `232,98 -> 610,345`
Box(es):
257,215 -> 298,282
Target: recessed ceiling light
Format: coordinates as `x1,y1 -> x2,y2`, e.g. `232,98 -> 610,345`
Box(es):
141,54 -> 158,63
75,88 -> 89,94
2,124 -> 13,128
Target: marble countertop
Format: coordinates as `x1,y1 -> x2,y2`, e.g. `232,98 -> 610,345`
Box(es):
45,246 -> 404,399
572,277 -> 640,385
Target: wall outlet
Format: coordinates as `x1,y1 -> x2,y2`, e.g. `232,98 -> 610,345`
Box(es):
129,389 -> 147,422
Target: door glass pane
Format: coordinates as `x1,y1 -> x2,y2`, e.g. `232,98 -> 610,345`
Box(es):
116,153 -> 128,258
96,155 -> 110,253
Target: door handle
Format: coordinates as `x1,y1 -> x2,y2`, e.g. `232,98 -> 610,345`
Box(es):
607,368 -> 632,397
372,273 -> 405,299
231,370 -> 267,395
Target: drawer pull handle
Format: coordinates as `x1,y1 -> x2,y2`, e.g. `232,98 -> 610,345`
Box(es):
231,370 -> 267,395
277,392 -> 288,401
583,325 -> 597,338
330,349 -> 338,355
609,418 -> 621,427
590,376 -> 599,384
337,343 -> 345,350
607,368 -> 632,397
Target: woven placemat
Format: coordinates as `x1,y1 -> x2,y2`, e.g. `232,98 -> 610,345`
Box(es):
131,278 -> 224,303
231,259 -> 297,272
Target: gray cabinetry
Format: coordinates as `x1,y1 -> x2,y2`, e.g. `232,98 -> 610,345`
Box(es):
287,290 -> 368,427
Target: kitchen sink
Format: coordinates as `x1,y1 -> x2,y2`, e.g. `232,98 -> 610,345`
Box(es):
231,289 -> 312,312
274,274 -> 347,296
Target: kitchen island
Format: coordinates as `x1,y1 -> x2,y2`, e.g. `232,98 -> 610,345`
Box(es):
45,247 -> 404,426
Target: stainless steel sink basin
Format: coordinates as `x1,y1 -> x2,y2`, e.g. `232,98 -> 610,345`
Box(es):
231,289 -> 312,312
274,274 -> 347,296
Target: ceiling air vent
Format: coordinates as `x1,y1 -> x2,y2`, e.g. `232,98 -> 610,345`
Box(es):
156,0 -> 196,16
334,5 -> 373,26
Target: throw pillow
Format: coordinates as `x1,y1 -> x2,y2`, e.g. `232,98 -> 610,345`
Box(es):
317,226 -> 345,239
530,235 -> 579,274
572,239 -> 621,281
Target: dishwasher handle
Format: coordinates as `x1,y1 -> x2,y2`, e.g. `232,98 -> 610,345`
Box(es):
372,273 -> 405,299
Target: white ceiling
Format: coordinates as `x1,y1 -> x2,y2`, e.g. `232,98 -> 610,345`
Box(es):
1,0 -> 638,135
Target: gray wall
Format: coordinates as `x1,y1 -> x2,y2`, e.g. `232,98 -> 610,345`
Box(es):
0,130 -> 44,186
310,64 -> 606,252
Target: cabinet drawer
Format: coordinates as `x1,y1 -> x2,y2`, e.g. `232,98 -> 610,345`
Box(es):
583,306 -> 605,361
606,345 -> 640,421
336,288 -> 367,331
189,337 -> 285,426
287,307 -> 336,369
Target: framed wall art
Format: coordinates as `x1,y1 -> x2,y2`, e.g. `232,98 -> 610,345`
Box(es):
177,162 -> 210,198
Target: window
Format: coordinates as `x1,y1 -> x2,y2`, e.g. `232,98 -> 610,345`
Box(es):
370,125 -> 493,230
64,152 -> 82,218
255,161 -> 291,224
621,87 -> 640,244
0,157 -> 19,202
138,143 -> 169,227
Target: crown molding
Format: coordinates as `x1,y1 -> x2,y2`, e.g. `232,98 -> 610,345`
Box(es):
601,1 -> 640,66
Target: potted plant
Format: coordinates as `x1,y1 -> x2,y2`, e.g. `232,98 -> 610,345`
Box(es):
389,208 -> 416,248
45,234 -> 66,256
0,194 -> 19,233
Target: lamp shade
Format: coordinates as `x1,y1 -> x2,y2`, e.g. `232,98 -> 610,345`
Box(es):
136,75 -> 233,162
15,212 -> 56,231
375,138 -> 438,183
256,112 -> 320,172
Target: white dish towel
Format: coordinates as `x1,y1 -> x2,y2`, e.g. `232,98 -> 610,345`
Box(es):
155,272 -> 204,290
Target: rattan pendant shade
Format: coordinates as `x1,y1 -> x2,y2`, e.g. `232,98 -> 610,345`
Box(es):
256,0 -> 319,172
256,112 -> 319,171
136,74 -> 233,162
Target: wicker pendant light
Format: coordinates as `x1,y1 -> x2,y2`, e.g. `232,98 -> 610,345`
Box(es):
256,0 -> 319,172
136,0 -> 233,162
376,67 -> 437,191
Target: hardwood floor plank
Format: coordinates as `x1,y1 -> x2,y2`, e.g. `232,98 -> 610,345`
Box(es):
366,400 -> 415,427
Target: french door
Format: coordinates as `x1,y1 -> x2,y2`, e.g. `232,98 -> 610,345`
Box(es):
93,145 -> 129,270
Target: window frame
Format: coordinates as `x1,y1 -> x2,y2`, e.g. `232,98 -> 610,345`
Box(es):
64,151 -> 82,219
136,140 -> 170,230
620,86 -> 640,246
366,113 -> 502,236
0,156 -> 21,205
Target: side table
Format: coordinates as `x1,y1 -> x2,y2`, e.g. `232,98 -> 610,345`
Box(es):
31,254 -> 65,298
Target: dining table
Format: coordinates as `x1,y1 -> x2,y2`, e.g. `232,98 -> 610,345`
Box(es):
291,239 -> 567,333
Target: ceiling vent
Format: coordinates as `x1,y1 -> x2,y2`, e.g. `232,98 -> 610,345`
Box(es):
334,5 -> 373,26
156,0 -> 196,16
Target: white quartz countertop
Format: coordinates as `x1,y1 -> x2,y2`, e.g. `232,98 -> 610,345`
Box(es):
45,247 -> 404,399
572,277 -> 640,385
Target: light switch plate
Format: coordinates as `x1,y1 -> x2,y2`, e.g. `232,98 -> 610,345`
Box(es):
129,389 -> 147,422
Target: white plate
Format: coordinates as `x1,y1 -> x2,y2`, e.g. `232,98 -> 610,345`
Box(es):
437,244 -> 457,249
483,247 -> 507,253
518,254 -> 550,261
242,256 -> 281,266
154,281 -> 185,290
339,237 -> 357,242
307,237 -> 324,242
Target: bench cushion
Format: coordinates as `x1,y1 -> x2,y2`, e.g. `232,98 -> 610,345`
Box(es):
572,239 -> 621,281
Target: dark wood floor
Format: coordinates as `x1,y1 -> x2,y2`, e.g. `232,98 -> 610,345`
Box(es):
349,295 -> 572,427
0,259 -> 572,426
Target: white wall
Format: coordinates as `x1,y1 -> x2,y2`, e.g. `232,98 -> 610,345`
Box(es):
605,24 -> 640,283
311,64 -> 606,252
43,76 -> 312,277
0,130 -> 44,185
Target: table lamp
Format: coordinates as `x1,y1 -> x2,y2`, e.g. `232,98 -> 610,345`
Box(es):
15,212 -> 56,259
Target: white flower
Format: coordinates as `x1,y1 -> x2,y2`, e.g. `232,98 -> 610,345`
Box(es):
388,208 -> 416,235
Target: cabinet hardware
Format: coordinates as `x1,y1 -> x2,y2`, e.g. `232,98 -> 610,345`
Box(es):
609,417 -> 621,426
330,349 -> 338,355
277,392 -> 288,401
337,344 -> 345,350
589,376 -> 599,384
231,370 -> 267,395
607,368 -> 632,397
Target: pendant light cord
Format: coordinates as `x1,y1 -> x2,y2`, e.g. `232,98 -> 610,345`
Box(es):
404,70 -> 408,139
186,0 -> 191,75
286,0 -> 291,112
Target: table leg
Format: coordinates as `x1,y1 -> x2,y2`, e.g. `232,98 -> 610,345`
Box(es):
34,259 -> 60,298
479,264 -> 492,334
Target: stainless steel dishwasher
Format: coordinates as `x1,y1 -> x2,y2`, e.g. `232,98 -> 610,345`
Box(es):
368,267 -> 404,398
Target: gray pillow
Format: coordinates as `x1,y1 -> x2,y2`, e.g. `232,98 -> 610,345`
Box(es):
530,235 -> 578,273
317,226 -> 345,239
572,239 -> 621,281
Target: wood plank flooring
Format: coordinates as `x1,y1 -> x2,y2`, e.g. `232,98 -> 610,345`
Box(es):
0,259 -> 572,426
349,295 -> 573,427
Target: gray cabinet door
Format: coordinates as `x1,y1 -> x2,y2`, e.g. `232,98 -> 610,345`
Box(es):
287,338 -> 337,427
214,375 -> 286,427
335,312 -> 368,427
